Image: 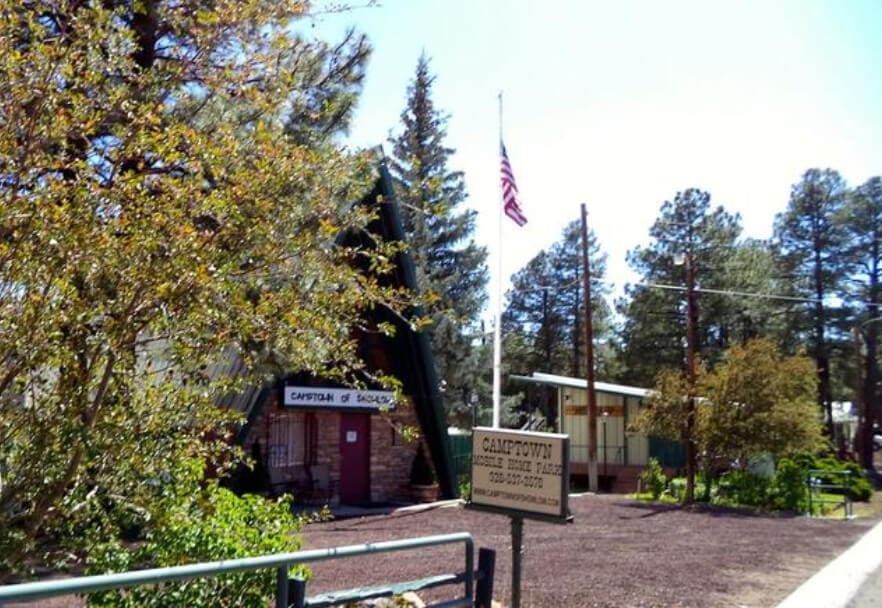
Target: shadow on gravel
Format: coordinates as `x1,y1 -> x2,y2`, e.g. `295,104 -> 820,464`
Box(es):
615,499 -> 802,520
614,500 -> 683,519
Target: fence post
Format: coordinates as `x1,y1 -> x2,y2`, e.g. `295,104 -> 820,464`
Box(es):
475,548 -> 496,608
806,475 -> 813,516
276,567 -> 289,608
289,578 -> 307,608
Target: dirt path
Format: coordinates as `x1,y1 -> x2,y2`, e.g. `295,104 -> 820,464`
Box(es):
300,494 -> 879,608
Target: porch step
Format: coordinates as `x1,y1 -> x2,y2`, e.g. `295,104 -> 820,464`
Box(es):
571,465 -> 645,495
609,470 -> 641,494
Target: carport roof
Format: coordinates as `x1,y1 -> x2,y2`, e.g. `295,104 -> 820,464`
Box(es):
511,372 -> 650,399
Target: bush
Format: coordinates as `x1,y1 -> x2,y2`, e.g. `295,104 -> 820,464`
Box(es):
718,470 -> 770,508
640,458 -> 667,500
770,458 -> 808,512
86,459 -> 307,607
810,457 -> 873,502
710,453 -> 872,513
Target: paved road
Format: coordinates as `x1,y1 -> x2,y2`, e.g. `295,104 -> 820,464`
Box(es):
848,562 -> 882,608
777,519 -> 882,608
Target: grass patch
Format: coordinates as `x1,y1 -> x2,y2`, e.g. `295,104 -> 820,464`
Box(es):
629,491 -> 680,505
852,490 -> 882,519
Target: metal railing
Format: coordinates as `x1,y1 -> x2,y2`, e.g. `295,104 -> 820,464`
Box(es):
0,532 -> 496,608
807,469 -> 853,520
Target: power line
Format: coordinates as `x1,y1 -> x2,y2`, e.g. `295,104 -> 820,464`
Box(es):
642,282 -> 881,308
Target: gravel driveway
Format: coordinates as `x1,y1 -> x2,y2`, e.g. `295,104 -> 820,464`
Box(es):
6,493 -> 878,607
300,494 -> 879,608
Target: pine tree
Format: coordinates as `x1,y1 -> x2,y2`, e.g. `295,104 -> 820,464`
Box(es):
504,219 -> 612,376
388,55 -> 489,427
618,189 -> 742,386
773,168 -> 849,437
840,176 -> 882,468
502,219 -> 613,426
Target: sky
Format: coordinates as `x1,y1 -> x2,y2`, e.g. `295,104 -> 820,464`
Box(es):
309,0 -> 882,320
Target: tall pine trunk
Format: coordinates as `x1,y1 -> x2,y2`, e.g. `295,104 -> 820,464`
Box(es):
814,242 -> 834,438
862,250 -> 879,470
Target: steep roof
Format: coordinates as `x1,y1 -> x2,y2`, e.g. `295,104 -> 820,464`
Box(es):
344,162 -> 455,498
511,371 -> 650,399
226,162 -> 455,499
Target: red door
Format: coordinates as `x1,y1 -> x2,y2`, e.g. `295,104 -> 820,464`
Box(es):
339,413 -> 371,504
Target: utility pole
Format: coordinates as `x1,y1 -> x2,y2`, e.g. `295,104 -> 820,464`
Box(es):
684,252 -> 698,504
581,203 -> 598,493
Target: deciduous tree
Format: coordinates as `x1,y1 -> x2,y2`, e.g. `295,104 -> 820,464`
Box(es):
0,0 -> 407,570
633,339 -> 825,501
700,339 -> 826,474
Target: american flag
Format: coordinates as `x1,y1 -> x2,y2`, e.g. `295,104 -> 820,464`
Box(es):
500,142 -> 527,227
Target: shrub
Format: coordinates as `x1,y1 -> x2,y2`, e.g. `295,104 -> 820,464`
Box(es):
86,460 -> 307,607
841,462 -> 874,501
718,470 -> 770,508
789,454 -> 873,502
716,454 -> 872,513
640,458 -> 667,500
668,477 -> 685,500
770,458 -> 808,512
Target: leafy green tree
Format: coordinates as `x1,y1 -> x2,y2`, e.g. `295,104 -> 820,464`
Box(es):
0,1 -> 410,572
502,219 -> 613,425
840,176 -> 882,469
633,339 -> 826,502
388,55 -> 489,427
699,339 -> 826,476
631,365 -> 700,453
773,168 -> 849,437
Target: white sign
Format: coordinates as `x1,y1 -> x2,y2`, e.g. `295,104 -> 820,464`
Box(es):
346,431 -> 358,443
470,427 -> 569,520
283,386 -> 396,410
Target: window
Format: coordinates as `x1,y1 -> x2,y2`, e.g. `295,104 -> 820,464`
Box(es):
268,412 -> 306,468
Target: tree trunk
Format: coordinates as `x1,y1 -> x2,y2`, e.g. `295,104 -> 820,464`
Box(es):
813,245 -> 834,438
862,254 -> 879,470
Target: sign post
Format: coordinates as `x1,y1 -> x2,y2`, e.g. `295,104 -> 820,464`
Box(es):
467,427 -> 570,607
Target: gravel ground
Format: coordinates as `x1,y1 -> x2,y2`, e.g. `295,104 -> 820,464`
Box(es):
6,493 -> 879,607
300,494 -> 879,608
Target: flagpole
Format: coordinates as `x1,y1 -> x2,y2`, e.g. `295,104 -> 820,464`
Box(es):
492,91 -> 504,429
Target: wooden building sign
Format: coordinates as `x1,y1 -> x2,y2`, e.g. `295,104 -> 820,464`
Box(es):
469,427 -> 569,521
564,404 -> 623,417
283,386 -> 396,411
